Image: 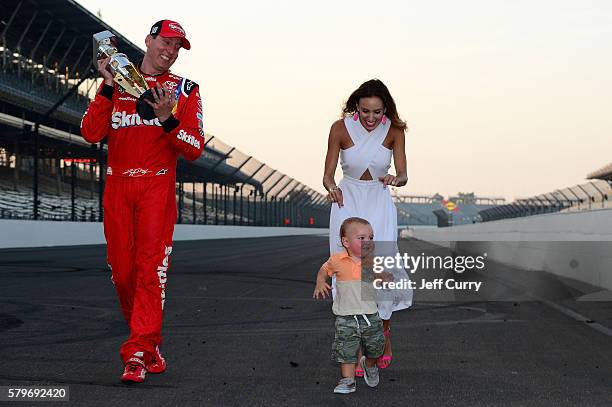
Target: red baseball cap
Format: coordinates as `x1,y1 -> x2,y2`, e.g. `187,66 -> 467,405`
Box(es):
149,20 -> 191,50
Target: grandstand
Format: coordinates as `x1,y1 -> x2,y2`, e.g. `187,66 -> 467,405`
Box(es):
395,165 -> 611,227
478,164 -> 612,222
394,192 -> 503,227
587,162 -> 612,183
0,0 -> 329,227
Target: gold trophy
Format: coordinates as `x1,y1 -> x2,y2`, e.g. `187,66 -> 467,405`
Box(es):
93,30 -> 157,120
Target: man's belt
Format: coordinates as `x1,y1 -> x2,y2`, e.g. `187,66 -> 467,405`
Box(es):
106,166 -> 175,177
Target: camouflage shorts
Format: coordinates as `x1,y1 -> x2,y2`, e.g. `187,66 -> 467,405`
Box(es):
331,313 -> 384,363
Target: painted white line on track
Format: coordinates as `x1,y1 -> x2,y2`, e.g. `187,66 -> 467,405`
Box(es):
541,299 -> 612,337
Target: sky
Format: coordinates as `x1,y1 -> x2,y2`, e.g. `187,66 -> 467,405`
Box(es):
78,0 -> 612,201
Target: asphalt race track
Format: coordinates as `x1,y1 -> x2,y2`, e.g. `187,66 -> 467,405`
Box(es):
1,235 -> 611,406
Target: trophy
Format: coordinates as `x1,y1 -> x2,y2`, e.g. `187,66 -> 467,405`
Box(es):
93,30 -> 157,120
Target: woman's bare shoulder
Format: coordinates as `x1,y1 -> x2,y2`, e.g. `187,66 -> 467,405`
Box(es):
330,118 -> 345,131
389,126 -> 405,137
330,118 -> 349,137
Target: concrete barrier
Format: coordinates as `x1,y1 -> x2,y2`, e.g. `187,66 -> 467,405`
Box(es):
0,219 -> 328,249
409,209 -> 612,291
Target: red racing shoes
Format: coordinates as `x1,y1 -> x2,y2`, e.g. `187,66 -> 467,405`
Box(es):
121,355 -> 147,383
146,346 -> 167,374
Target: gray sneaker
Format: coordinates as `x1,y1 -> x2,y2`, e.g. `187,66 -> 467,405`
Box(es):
333,377 -> 356,394
360,356 -> 380,387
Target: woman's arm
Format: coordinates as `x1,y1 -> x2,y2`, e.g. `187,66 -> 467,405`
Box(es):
392,128 -> 408,187
323,121 -> 341,190
378,127 -> 408,187
323,121 -> 344,206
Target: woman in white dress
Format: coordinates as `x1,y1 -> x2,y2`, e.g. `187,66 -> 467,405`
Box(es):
323,79 -> 413,373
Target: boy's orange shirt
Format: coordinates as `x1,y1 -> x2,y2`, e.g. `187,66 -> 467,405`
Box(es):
321,251 -> 378,316
321,251 -> 362,281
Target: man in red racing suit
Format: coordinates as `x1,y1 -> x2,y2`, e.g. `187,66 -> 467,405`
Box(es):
80,20 -> 203,383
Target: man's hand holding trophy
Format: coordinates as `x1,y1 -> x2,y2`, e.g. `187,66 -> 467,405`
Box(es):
92,30 -> 168,121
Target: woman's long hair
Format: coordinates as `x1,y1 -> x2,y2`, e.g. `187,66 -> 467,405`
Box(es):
342,79 -> 407,131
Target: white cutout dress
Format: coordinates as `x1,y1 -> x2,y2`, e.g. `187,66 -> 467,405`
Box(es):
329,116 -> 413,320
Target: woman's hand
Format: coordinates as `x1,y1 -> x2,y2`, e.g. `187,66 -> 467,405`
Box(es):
326,185 -> 344,207
378,271 -> 395,283
378,174 -> 408,188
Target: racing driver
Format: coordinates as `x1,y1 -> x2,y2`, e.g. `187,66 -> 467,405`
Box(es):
81,19 -> 204,383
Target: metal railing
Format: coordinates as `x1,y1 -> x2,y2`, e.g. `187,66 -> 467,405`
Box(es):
478,180 -> 612,222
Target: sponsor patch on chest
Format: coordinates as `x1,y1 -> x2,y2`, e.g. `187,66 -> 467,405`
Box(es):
111,111 -> 161,129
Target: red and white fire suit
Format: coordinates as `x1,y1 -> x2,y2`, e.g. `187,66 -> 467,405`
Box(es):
81,70 -> 204,364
